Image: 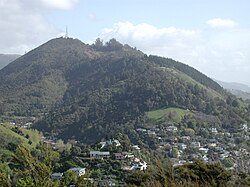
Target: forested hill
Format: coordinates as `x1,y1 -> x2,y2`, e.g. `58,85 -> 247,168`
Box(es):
0,37 -> 245,143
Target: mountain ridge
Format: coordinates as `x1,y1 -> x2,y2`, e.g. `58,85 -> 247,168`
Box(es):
216,80 -> 250,93
0,37 -> 245,143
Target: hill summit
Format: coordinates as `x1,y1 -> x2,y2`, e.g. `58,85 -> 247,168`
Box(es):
0,37 -> 244,143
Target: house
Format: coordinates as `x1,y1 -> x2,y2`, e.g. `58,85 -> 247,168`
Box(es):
51,172 -> 63,180
199,147 -> 209,154
172,160 -> 187,167
90,151 -> 110,159
181,136 -> 191,141
190,141 -> 201,148
98,179 -> 116,186
113,139 -> 121,147
99,139 -> 121,149
210,128 -> 218,134
113,152 -> 133,160
147,130 -> 156,135
178,143 -> 187,150
130,161 -> 147,171
69,167 -> 86,177
99,141 -> 106,149
208,143 -> 217,148
240,124 -> 248,131
136,128 -> 147,132
202,155 -> 209,162
132,145 -> 140,150
113,153 -> 126,160
166,126 -> 178,132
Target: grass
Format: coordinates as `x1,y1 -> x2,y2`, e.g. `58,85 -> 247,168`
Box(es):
160,67 -> 222,99
0,123 -> 41,149
146,107 -> 193,123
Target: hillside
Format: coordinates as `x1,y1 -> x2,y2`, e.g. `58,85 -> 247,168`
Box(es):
0,123 -> 41,162
0,54 -> 20,69
216,80 -> 250,100
0,37 -> 247,143
229,89 -> 250,100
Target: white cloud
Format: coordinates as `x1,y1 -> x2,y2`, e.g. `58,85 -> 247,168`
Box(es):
41,0 -> 79,10
0,0 -> 79,54
100,22 -> 201,56
99,21 -> 250,85
207,18 -> 238,28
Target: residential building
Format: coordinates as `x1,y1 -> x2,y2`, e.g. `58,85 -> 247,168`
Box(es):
51,172 -> 63,180
90,151 -> 110,159
69,167 -> 86,177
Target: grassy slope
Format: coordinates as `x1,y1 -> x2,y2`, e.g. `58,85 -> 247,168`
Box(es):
146,107 -> 193,123
146,67 -> 222,125
160,67 -> 222,98
0,123 -> 41,159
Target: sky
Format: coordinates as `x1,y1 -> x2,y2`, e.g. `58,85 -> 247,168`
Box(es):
0,0 -> 250,85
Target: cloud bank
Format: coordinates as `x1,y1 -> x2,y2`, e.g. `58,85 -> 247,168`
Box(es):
100,21 -> 250,84
0,0 -> 79,54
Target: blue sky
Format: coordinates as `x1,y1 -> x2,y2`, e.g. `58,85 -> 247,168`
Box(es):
0,0 -> 250,85
49,0 -> 250,41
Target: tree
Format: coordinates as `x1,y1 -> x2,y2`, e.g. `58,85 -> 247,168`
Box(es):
182,128 -> 195,137
175,160 -> 232,186
60,170 -> 77,187
93,38 -> 104,50
0,101 -> 4,115
12,144 -> 56,187
105,38 -> 123,51
126,171 -> 151,186
0,172 -> 11,187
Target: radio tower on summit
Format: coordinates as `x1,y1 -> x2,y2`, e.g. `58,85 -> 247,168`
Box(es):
65,26 -> 69,38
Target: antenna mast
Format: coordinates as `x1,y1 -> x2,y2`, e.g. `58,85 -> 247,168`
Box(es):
65,26 -> 68,38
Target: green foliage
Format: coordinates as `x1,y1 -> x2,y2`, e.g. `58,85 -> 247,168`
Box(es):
0,123 -> 41,163
11,144 -> 58,186
126,171 -> 152,186
0,172 -> 11,187
182,128 -> 195,137
174,160 -> 232,186
60,170 -> 78,187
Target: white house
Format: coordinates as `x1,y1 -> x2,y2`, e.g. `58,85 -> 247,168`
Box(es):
130,161 -> 147,171
99,139 -> 121,149
132,145 -> 140,150
166,126 -> 178,132
51,172 -> 63,180
210,128 -> 218,134
190,141 -> 201,148
69,167 -> 86,177
199,147 -> 209,154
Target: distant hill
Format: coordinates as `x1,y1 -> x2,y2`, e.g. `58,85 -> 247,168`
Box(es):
217,80 -> 250,92
216,80 -> 250,100
228,89 -> 250,100
0,37 -> 246,143
0,54 -> 21,69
